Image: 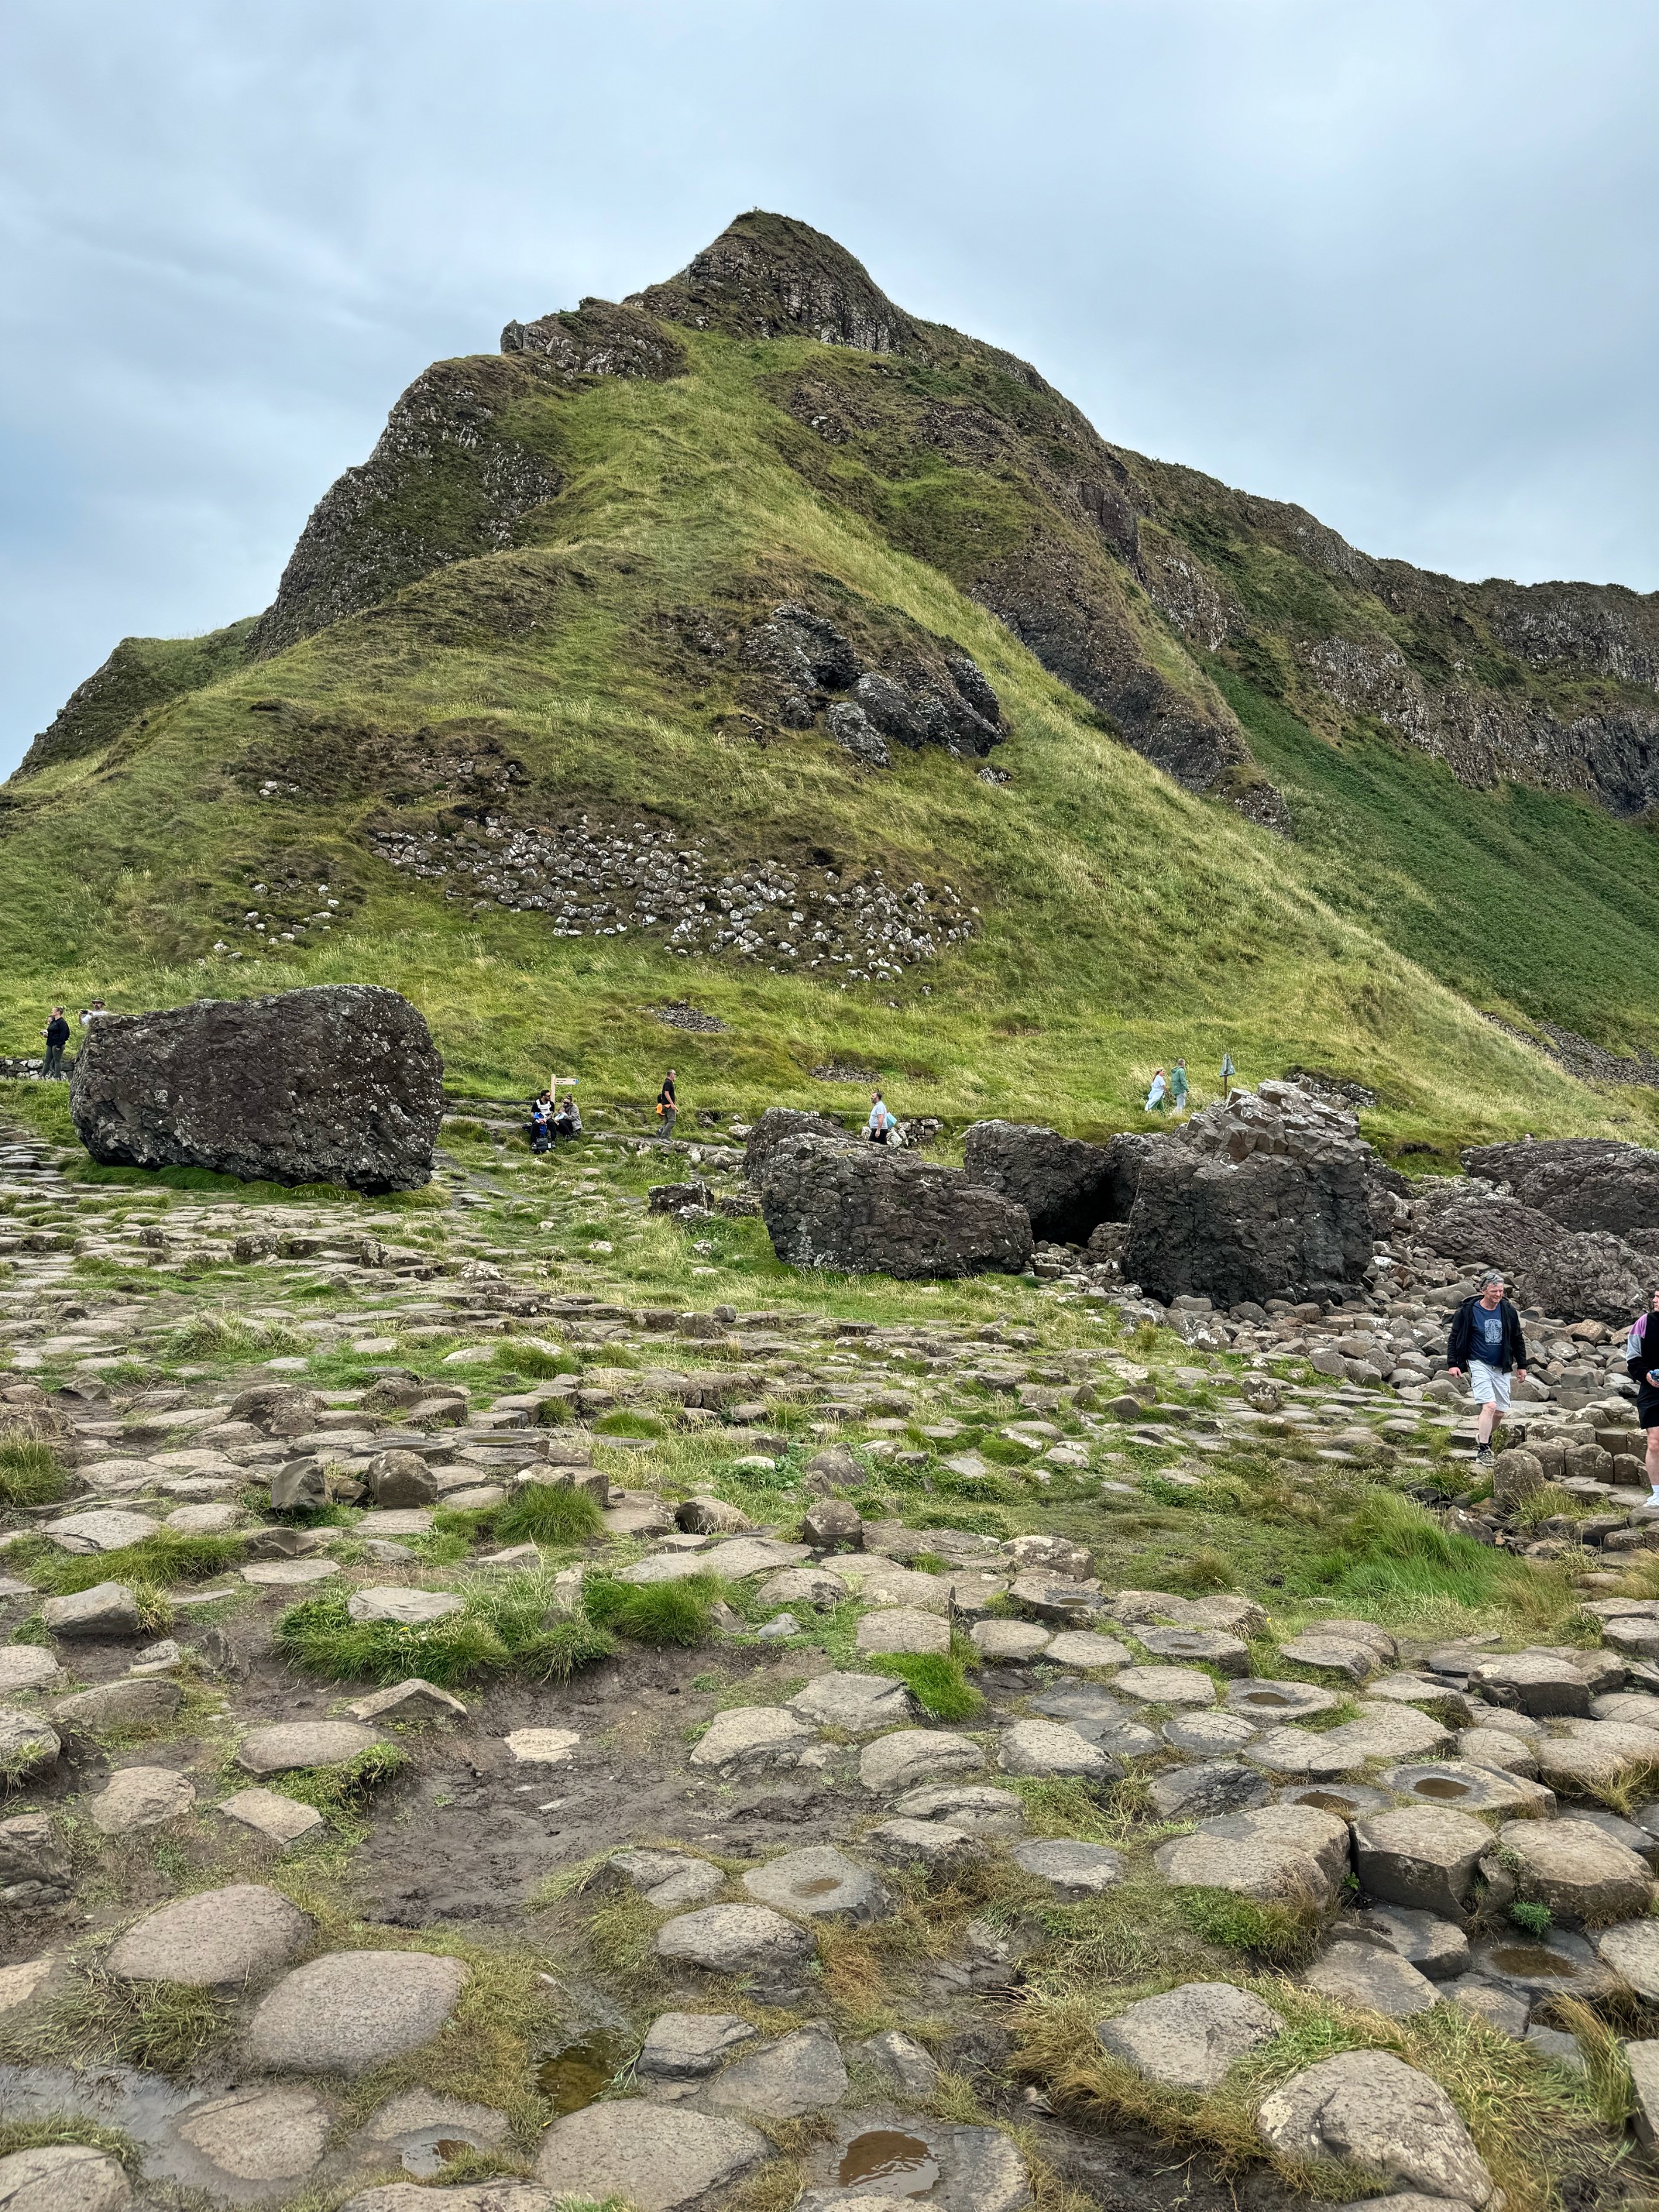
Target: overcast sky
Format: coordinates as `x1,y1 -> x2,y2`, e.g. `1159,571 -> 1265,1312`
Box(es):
3,0 -> 1656,776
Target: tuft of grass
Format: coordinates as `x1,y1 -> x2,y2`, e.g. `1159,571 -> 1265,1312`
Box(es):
265,1742 -> 410,1819
25,1530 -> 246,1598
0,1967 -> 226,2075
0,2117 -> 139,2168
167,1307 -> 298,1359
490,1482 -> 606,1547
1175,1887 -> 1324,1968
583,1570 -> 726,1647
276,1573 -> 617,1686
1509,1900 -> 1553,1937
592,1410 -> 666,1438
0,1437 -> 69,1507
867,1651 -> 983,1721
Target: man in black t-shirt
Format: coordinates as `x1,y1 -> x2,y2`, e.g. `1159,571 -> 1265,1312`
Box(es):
656,1069 -> 678,1140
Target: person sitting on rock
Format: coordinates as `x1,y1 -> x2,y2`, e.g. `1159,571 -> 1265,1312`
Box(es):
528,1092 -> 553,1154
1144,1067 -> 1168,1113
866,1090 -> 895,1144
553,1091 -> 582,1142
1447,1270 -> 1527,1468
1625,1290 -> 1659,1502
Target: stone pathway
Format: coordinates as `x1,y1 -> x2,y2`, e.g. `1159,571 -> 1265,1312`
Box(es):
0,1120 -> 1657,2209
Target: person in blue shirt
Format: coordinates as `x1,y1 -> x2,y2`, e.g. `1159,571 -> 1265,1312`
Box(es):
866,1091 -> 895,1144
1446,1270 -> 1528,1468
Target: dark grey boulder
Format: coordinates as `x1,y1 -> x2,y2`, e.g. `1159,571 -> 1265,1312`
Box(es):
70,985 -> 442,1192
1124,1144 -> 1374,1307
1415,1192 -> 1647,1325
1462,1137 -> 1659,1238
962,1121 -> 1118,1243
759,1135 -> 1032,1280
744,1107 -> 850,1183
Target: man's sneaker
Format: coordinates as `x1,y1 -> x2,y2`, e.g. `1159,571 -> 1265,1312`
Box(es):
1474,1443 -> 1494,1468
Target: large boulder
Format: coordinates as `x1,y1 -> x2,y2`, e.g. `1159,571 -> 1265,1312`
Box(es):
743,1107 -> 849,1182
1124,1146 -> 1374,1306
1462,1137 -> 1659,1238
962,1121 -> 1121,1242
1413,1190 -> 1647,1325
758,1135 -> 1032,1279
70,985 -> 442,1192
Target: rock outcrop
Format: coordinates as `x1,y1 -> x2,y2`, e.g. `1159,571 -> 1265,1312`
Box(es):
1412,1189 -> 1647,1326
757,1133 -> 1032,1279
1462,1137 -> 1659,1239
70,985 -> 443,1192
962,1120 -> 1118,1243
248,356 -> 563,657
1122,1084 -> 1382,1305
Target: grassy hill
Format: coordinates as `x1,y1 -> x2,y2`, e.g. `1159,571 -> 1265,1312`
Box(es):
5,212 -> 1659,1158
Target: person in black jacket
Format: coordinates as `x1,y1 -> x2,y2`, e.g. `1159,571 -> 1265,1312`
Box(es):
40,1007 -> 70,1081
1624,1291 -> 1659,1500
1447,1270 -> 1528,1467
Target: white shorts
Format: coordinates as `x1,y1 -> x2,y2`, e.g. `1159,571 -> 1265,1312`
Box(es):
1468,1362 -> 1511,1410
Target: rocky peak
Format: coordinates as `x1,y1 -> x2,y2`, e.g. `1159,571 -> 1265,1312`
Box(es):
626,211 -> 927,356
500,296 -> 686,383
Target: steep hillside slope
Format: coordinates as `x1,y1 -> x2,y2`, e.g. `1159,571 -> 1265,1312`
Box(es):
3,213 -> 1657,1148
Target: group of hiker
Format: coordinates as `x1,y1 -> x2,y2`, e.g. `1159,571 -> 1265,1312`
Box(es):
1144,1051 -> 1237,1116
1447,1272 -> 1659,1497
526,1068 -> 680,1153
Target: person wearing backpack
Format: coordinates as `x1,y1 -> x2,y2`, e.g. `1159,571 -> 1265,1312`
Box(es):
1446,1270 -> 1528,1468
866,1090 -> 895,1144
528,1092 -> 553,1154
656,1070 -> 678,1139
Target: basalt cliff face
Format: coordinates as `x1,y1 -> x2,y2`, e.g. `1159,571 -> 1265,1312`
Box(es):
27,212 -> 1657,829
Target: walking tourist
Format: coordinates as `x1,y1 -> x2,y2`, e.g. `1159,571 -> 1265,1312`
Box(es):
1144,1067 -> 1168,1112
1447,1270 -> 1528,1468
656,1069 -> 678,1139
1170,1060 -> 1190,1115
867,1090 -> 895,1143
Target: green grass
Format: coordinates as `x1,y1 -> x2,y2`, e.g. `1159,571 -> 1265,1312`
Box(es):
274,1572 -> 618,1685
489,1482 -> 606,1546
582,1569 -> 726,1646
22,1530 -> 246,1599
1223,668 -> 1659,1063
866,1650 -> 984,1721
0,1438 -> 68,1508
0,1967 -> 226,2075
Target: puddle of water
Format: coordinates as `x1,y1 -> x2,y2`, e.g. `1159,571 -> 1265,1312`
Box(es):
538,2034 -> 627,2115
794,1877 -> 843,1898
1490,1946 -> 1578,1978
1240,1692 -> 1293,1709
1413,1778 -> 1472,1800
1300,1791 -> 1358,1815
838,2129 -> 939,2194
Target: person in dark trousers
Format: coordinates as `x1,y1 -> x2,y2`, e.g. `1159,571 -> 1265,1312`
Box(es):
866,1090 -> 895,1143
1447,1269 -> 1528,1468
1624,1290 -> 1659,1502
656,1069 -> 678,1140
41,1008 -> 70,1080
528,1092 -> 552,1154
553,1093 -> 582,1141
